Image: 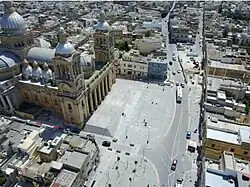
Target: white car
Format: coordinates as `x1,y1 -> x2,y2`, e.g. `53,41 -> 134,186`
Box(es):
176,82 -> 180,86
181,82 -> 185,88
177,70 -> 181,73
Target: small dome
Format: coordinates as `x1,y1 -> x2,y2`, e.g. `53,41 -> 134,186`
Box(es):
33,61 -> 38,67
42,68 -> 53,81
55,41 -> 75,56
22,64 -> 32,80
1,2 -> 27,35
32,65 -> 42,80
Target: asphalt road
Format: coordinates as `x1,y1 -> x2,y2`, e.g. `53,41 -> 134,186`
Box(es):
141,2 -> 201,187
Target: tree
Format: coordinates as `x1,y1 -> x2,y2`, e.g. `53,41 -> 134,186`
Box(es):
115,41 -> 130,52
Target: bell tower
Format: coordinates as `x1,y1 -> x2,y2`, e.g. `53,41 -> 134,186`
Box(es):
93,11 -> 115,70
53,27 -> 85,98
53,27 -> 86,126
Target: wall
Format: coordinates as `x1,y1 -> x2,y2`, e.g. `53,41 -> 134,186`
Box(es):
203,137 -> 250,161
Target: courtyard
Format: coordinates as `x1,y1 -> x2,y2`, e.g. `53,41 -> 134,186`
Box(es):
85,79 -> 176,149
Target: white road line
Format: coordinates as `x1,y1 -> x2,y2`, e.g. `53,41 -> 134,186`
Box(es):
164,86 -> 177,137
171,108 -> 183,158
161,144 -> 172,160
144,156 -> 161,187
160,156 -> 171,173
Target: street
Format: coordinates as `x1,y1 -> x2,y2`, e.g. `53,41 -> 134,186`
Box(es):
141,2 -> 203,187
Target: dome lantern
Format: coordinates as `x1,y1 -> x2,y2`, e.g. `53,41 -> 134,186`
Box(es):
55,27 -> 75,57
95,10 -> 110,31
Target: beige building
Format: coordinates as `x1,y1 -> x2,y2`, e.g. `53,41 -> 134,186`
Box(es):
0,3 -> 116,127
203,116 -> 250,161
134,37 -> 163,55
117,50 -> 148,78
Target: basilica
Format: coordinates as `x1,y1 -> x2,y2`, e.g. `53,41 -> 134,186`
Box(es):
0,2 -> 116,127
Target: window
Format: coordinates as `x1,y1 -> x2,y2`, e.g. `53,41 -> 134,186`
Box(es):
24,92 -> 29,99
124,64 -> 126,67
128,64 -> 132,68
44,97 -> 49,103
134,65 -> 136,68
68,103 -> 72,112
230,148 -> 235,152
82,100 -> 85,109
211,144 -> 215,148
244,151 -> 248,155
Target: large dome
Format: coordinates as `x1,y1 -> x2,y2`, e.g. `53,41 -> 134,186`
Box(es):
0,2 -> 27,35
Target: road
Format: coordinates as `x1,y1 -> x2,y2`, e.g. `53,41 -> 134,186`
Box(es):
141,2 -> 202,187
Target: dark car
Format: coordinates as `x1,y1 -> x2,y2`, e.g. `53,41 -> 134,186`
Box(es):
171,159 -> 178,171
186,131 -> 191,139
102,141 -> 111,147
169,61 -> 173,65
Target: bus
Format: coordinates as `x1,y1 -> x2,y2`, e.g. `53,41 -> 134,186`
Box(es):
176,86 -> 182,103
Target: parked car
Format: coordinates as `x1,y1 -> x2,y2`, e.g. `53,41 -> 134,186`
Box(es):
177,70 -> 181,73
186,131 -> 191,139
102,141 -> 111,147
169,61 -> 173,65
171,159 -> 178,171
176,82 -> 180,86
181,82 -> 185,88
172,71 -> 176,75
175,179 -> 183,187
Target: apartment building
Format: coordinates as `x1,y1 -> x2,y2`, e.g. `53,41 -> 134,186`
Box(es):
203,151 -> 250,187
0,117 -> 100,187
119,50 -> 148,79
203,116 -> 250,161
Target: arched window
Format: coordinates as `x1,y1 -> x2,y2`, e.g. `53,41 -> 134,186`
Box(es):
82,100 -> 84,109
68,103 -> 72,112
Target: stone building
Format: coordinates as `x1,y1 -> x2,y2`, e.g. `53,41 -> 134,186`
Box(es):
0,2 -> 116,127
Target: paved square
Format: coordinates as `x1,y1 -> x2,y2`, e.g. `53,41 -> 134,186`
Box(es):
85,79 -> 176,148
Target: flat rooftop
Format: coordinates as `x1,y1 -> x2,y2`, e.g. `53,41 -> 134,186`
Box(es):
206,128 -> 239,145
85,79 -> 175,147
50,169 -> 77,187
205,170 -> 236,187
207,76 -> 244,92
207,117 -> 250,135
58,150 -> 88,171
209,60 -> 246,72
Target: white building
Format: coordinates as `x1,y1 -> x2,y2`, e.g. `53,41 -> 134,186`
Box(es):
135,37 -> 162,54
120,50 -> 148,78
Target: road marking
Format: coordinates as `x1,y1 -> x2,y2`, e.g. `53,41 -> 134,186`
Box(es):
144,156 -> 161,187
161,144 -> 172,160
163,86 -> 177,137
160,156 -> 171,173
171,108 -> 183,158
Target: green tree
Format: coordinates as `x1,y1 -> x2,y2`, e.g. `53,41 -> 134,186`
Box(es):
115,41 -> 130,52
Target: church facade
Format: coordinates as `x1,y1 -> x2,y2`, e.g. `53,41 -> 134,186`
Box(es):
0,2 -> 116,127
